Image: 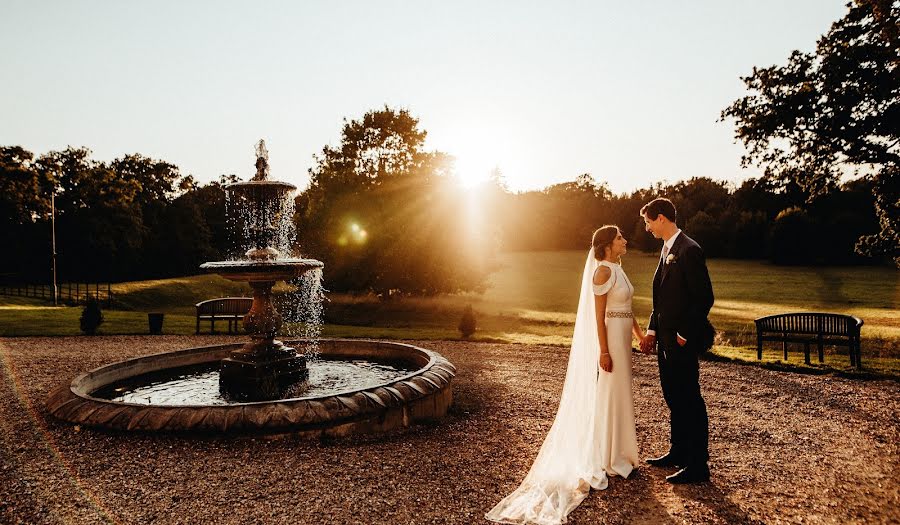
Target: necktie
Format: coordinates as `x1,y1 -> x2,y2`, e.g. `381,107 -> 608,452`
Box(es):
661,244 -> 670,262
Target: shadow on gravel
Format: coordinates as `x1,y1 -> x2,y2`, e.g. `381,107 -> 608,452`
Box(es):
703,348 -> 898,383
622,470 -> 679,525
674,482 -> 765,525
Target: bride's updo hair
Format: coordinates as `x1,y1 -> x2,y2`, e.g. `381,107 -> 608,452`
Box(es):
592,225 -> 620,261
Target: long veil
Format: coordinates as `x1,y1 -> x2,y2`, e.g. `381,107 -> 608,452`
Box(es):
486,249 -> 607,525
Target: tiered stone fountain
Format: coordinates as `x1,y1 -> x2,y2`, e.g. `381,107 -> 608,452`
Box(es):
46,141 -> 456,436
200,141 -> 323,401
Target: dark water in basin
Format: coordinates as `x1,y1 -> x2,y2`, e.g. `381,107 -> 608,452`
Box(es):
92,358 -> 415,406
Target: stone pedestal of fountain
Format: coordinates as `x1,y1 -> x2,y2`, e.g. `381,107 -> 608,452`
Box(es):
218,280 -> 308,400
219,349 -> 306,401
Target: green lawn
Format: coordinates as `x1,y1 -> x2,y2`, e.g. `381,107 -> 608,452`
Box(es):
325,251 -> 898,352
1,251 -> 897,375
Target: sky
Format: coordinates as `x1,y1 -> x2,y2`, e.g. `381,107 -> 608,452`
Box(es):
1,1 -> 848,194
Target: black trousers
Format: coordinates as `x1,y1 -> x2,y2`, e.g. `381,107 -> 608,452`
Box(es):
657,340 -> 709,467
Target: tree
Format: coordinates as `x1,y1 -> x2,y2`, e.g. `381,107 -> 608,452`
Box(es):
34,148 -> 146,281
0,146 -> 55,282
685,210 -> 725,257
297,107 -> 495,295
665,178 -> 731,226
0,146 -> 52,225
855,167 -> 899,264
189,174 -> 239,261
112,154 -> 192,277
110,154 -> 181,204
306,107 -> 428,195
726,210 -> 769,259
143,193 -> 217,277
721,0 -> 899,264
770,207 -> 818,265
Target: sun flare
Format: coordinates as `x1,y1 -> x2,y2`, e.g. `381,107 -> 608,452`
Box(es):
454,153 -> 495,188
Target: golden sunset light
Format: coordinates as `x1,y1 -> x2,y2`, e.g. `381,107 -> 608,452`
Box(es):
1,1 -> 896,524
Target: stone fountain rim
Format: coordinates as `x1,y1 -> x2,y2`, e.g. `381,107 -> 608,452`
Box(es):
45,338 -> 457,434
71,339 -> 441,408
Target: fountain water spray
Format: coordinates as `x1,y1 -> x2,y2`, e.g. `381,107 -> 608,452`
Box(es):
277,268 -> 326,359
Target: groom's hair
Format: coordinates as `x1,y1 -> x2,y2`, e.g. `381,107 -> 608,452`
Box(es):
640,198 -> 677,223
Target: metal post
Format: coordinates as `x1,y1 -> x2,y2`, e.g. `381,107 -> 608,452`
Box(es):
51,192 -> 58,306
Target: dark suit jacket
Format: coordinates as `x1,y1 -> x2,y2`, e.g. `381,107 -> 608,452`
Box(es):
648,232 -> 715,349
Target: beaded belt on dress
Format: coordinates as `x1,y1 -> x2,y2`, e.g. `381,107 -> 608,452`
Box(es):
606,311 -> 633,318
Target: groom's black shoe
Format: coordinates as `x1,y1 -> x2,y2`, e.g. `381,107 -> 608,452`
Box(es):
645,452 -> 683,468
665,465 -> 710,484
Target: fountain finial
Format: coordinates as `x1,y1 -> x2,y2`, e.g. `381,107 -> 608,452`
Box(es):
254,139 -> 270,181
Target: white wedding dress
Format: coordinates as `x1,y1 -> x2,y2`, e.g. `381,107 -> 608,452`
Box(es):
486,251 -> 639,525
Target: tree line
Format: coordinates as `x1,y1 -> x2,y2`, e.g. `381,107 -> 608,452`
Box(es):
1,145 -> 231,283
489,173 -> 879,266
0,130 -> 885,292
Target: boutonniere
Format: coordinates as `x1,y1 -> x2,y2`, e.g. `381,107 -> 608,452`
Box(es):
665,254 -> 676,265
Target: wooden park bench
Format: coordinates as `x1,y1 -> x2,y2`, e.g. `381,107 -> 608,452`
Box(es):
195,297 -> 253,334
754,312 -> 864,369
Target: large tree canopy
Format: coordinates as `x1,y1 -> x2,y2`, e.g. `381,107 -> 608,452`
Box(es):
721,0 -> 899,264
296,107 -> 495,295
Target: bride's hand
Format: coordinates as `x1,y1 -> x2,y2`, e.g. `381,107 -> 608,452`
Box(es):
599,353 -> 613,373
639,334 -> 656,354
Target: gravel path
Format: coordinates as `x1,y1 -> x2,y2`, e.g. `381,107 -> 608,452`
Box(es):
1,336 -> 897,524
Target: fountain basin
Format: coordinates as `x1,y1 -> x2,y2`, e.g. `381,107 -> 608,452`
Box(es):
46,339 -> 455,437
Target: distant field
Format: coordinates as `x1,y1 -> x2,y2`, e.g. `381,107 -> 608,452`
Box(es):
478,251 -> 899,351
1,251 -> 897,374
326,251 -> 898,351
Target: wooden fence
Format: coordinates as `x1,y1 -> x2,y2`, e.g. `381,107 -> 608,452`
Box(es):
0,283 -> 112,307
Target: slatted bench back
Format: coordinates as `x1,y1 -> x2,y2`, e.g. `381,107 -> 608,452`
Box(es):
755,313 -> 862,336
196,297 -> 252,316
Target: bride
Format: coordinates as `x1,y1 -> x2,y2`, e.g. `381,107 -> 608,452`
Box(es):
486,225 -> 643,525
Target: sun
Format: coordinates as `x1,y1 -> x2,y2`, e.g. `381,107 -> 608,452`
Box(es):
454,152 -> 495,188
434,122 -> 507,189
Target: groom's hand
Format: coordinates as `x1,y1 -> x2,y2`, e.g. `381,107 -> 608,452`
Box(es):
640,334 -> 656,354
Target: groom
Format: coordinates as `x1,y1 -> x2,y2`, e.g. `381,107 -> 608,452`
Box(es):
639,198 -> 714,484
